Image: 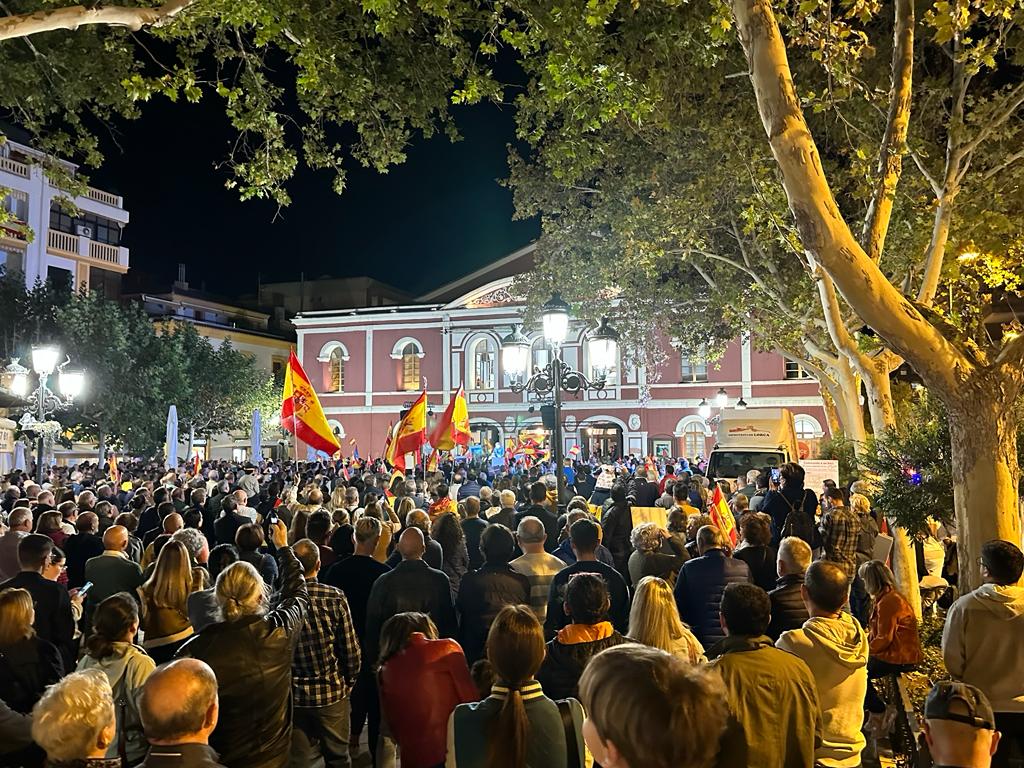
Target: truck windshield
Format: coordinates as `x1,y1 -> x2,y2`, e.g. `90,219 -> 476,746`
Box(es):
707,451 -> 785,482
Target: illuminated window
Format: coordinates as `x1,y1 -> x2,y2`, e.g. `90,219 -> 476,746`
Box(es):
470,338 -> 496,390
329,348 -> 345,393
794,415 -> 822,440
683,422 -> 707,458
681,358 -> 708,383
401,344 -> 421,391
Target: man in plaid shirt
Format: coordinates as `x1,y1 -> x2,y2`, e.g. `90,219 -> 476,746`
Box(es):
818,488 -> 860,583
291,538 -> 362,768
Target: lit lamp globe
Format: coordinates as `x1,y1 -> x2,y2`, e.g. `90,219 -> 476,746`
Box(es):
58,370 -> 85,400
698,398 -> 711,419
501,325 -> 531,380
31,345 -> 60,376
10,373 -> 28,397
587,317 -> 620,378
541,292 -> 571,346
715,387 -> 729,408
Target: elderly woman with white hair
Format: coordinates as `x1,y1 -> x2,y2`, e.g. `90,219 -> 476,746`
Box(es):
627,521 -> 689,587
175,520 -> 308,768
31,668 -> 119,767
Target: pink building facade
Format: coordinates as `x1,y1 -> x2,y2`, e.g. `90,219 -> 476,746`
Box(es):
293,247 -> 830,461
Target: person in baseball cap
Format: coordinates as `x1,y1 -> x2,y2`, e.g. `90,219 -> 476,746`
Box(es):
923,681 -> 1001,768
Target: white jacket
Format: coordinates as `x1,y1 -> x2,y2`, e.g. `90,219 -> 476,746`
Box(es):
942,583 -> 1024,712
777,613 -> 868,768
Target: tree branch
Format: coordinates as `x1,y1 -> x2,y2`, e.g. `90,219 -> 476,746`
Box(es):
730,0 -> 967,396
0,0 -> 194,42
981,149 -> 1024,182
861,0 -> 914,263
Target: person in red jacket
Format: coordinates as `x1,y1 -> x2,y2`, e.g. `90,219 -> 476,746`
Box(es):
377,612 -> 477,768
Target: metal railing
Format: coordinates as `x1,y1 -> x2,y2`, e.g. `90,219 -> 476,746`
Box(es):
87,240 -> 120,264
85,186 -> 122,207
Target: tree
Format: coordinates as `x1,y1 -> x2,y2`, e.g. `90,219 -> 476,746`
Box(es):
56,290 -> 181,457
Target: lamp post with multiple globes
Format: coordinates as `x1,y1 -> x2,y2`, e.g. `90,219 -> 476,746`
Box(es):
5,346 -> 85,483
501,293 -> 619,499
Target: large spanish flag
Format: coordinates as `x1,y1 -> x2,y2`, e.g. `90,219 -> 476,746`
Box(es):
709,484 -> 738,547
281,351 -> 341,456
429,386 -> 471,451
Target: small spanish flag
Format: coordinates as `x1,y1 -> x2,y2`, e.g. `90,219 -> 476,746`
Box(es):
709,484 -> 738,546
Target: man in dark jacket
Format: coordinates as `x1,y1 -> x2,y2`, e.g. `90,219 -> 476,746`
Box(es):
175,533 -> 307,768
365,527 -> 457,665
460,496 -> 488,571
544,518 -> 629,639
213,497 -> 249,549
385,509 -> 443,570
538,572 -> 628,700
513,482 -> 560,553
63,512 -> 104,588
766,536 -> 812,640
0,533 -> 76,668
573,466 -> 596,500
673,525 -> 752,648
762,462 -> 820,547
627,469 -> 661,507
456,470 -> 482,501
457,524 -> 530,662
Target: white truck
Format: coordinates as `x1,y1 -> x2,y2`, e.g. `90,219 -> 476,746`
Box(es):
705,408 -> 799,483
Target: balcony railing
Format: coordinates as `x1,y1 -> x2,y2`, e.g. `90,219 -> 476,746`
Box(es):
85,187 -> 121,208
0,156 -> 30,179
48,229 -> 78,254
88,240 -> 120,264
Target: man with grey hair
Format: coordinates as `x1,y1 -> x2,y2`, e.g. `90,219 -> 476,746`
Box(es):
739,469 -> 761,499
0,507 -> 31,581
673,525 -> 752,647
487,489 -> 517,529
511,516 -> 567,623
291,539 -> 360,768
768,536 -> 812,640
386,509 -> 443,570
172,528 -> 210,570
139,658 -> 224,767
31,668 -> 116,764
323,516 -> 390,758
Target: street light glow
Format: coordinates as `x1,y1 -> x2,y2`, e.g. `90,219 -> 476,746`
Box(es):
31,345 -> 60,376
715,387 -> 729,408
500,325 -> 531,379
698,398 -> 711,419
587,317 -> 620,376
59,369 -> 85,400
541,292 -> 571,346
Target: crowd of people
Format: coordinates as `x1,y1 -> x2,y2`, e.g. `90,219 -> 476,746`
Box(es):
0,453 -> 1020,768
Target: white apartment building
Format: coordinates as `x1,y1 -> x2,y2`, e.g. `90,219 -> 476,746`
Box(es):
0,137 -> 129,294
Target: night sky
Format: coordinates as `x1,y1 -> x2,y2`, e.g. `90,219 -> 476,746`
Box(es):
88,96 -> 538,297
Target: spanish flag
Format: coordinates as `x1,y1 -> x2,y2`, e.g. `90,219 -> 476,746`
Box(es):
107,453 -> 119,482
386,392 -> 427,466
709,484 -> 738,546
430,386 -> 471,451
281,351 -> 341,456
426,449 -> 439,473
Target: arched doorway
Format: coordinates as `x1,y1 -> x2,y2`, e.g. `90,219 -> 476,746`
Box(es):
580,422 -> 623,461
470,421 -> 501,452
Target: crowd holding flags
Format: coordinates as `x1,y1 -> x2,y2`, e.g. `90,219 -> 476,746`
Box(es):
281,351 -> 342,456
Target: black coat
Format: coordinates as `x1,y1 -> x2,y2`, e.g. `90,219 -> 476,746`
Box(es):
322,554 -> 390,645
513,505 -> 560,553
0,635 -> 63,713
176,548 -> 308,768
537,631 -> 628,701
543,561 -> 630,640
673,549 -> 752,648
456,563 -> 531,663
63,532 -> 104,588
763,487 -> 819,547
600,502 -> 634,578
733,544 -> 779,593
213,512 -> 249,549
627,477 -> 660,507
365,559 -> 457,665
0,571 -> 76,669
767,573 -> 810,640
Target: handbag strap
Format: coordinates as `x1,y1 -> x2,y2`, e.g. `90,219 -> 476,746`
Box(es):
557,699 -> 581,768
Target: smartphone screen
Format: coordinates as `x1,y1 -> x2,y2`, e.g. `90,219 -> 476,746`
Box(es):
78,581 -> 94,597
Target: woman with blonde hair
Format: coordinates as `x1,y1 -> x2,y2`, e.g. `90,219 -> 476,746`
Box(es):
627,576 -> 705,664
176,525 -> 307,768
328,485 -> 348,514
137,540 -> 197,663
364,500 -> 399,563
31,668 -> 116,767
0,587 -> 64,714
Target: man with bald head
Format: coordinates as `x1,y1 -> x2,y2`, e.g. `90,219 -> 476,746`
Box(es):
385,509 -> 443,570
139,658 -> 225,767
142,512 -> 184,569
365,526 -> 456,664
85,524 -> 144,619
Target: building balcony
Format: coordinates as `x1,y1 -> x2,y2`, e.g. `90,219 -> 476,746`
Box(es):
0,156 -> 30,179
47,228 -> 129,272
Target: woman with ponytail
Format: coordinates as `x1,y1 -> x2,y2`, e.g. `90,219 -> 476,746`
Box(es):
446,605 -> 585,768
76,592 -> 155,764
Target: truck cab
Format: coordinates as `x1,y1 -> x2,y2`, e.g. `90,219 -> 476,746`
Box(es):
705,408 -> 799,483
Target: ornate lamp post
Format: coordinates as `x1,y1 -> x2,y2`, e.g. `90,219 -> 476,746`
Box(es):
16,346 -> 85,483
502,294 -> 619,500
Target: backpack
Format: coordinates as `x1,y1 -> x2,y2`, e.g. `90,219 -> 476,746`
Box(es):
780,490 -> 819,548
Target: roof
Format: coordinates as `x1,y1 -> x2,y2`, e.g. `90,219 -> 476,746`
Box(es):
415,242 -> 536,303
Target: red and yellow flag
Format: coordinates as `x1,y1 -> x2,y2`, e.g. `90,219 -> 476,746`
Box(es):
107,453 -> 119,482
709,484 -> 738,547
430,386 -> 471,451
385,392 -> 427,469
426,449 -> 439,473
281,351 -> 341,456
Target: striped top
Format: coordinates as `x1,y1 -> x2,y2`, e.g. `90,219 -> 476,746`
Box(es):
511,551 -> 567,624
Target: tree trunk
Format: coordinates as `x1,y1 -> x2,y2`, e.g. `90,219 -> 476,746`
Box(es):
947,394 -> 1022,593
96,424 -> 106,467
822,388 -> 842,438
856,356 -> 897,436
832,358 -> 868,450
890,525 -> 922,621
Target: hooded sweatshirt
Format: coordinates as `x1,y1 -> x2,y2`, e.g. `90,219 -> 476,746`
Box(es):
76,642 -> 156,763
942,583 -> 1024,712
777,613 -> 869,768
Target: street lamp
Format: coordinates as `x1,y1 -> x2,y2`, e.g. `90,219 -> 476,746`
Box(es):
735,397 -> 748,410
503,295 -> 619,502
17,345 -> 86,483
715,387 -> 729,408
698,398 -> 711,419
3,359 -> 29,397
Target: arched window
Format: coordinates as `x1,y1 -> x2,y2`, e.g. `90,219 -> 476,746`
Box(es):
329,348 -> 345,393
794,415 -> 823,440
683,421 -> 708,458
401,344 -> 421,391
470,337 -> 496,391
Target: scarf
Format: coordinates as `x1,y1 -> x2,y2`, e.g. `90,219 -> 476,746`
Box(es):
556,621 -> 615,645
